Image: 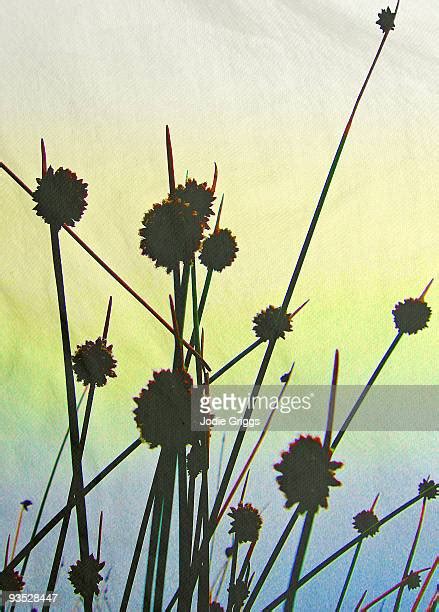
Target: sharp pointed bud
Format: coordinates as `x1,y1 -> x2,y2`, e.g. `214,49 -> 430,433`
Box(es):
419,278 -> 433,301
211,162 -> 218,193
214,194 -> 224,234
41,139 -> 47,177
370,493 -> 380,512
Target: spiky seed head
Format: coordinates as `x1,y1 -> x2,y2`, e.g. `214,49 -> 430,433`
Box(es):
352,509 -> 380,537
228,579 -> 250,608
376,7 -> 396,33
392,298 -> 431,334
175,178 -> 215,223
139,198 -> 204,273
0,568 -> 25,592
209,603 -> 224,612
274,435 -> 343,514
228,503 -> 263,543
133,369 -> 197,448
406,571 -> 421,591
72,337 -> 117,387
68,555 -> 105,600
32,166 -> 88,229
418,478 -> 438,500
253,306 -> 292,341
199,228 -> 238,272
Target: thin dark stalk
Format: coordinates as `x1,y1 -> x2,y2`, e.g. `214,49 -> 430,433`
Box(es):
191,261 -> 202,383
177,449 -> 191,612
20,387 -> 88,577
198,442 -> 210,611
207,12 -> 398,557
45,294 -> 111,605
263,487 -> 434,610
393,499 -> 427,611
184,268 -> 213,370
244,507 -> 301,611
412,556 -> 439,611
120,456 -> 160,611
44,383 -> 96,607
97,511 -> 103,563
226,538 -> 239,612
331,333 -> 402,450
238,542 -> 256,583
335,541 -> 363,612
143,492 -> 163,612
284,511 -> 315,610
7,440 -> 141,570
187,475 -> 196,555
154,450 -> 177,612
49,226 -> 90,564
209,339 -> 264,383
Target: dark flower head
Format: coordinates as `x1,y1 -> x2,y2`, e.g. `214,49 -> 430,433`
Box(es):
0,568 -> 25,592
199,228 -> 238,272
72,337 -> 117,387
406,571 -> 421,591
20,500 -> 32,511
68,554 -> 105,600
353,509 -> 380,537
418,478 -> 438,500
228,579 -> 250,607
139,198 -> 204,273
187,440 -> 208,478
253,306 -> 293,341
225,546 -> 234,558
32,166 -> 88,229
228,503 -> 263,543
392,298 -> 431,335
376,7 -> 396,33
133,369 -> 197,448
175,178 -> 215,223
274,435 -> 343,514
209,603 -> 224,612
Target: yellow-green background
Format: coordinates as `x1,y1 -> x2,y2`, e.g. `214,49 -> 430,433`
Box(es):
1,0 -> 437,609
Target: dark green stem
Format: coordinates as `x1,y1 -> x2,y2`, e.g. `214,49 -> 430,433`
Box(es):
331,333 -> 402,450
335,541 -> 363,612
226,538 -> 239,612
154,450 -> 177,611
244,507 -> 301,610
120,455 -> 160,611
284,512 -> 315,610
49,226 -> 90,595
393,498 -> 427,611
177,448 -> 191,612
209,339 -> 264,383
184,268 -> 213,369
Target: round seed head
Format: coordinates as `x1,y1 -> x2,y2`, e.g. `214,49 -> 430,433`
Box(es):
139,198 -> 204,273
352,509 -> 380,537
133,369 -> 197,448
418,478 -> 438,500
175,178 -> 215,223
72,337 -> 117,387
228,502 -> 263,543
68,555 -> 105,600
32,166 -> 88,229
253,306 -> 293,341
0,568 -> 25,592
376,7 -> 396,33
199,228 -> 238,272
274,435 -> 343,514
406,571 -> 421,591
392,298 -> 431,335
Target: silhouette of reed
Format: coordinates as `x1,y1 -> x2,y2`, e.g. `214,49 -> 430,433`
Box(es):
1,3 -> 437,610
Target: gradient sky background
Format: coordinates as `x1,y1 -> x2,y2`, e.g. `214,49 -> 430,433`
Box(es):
1,0 -> 438,609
